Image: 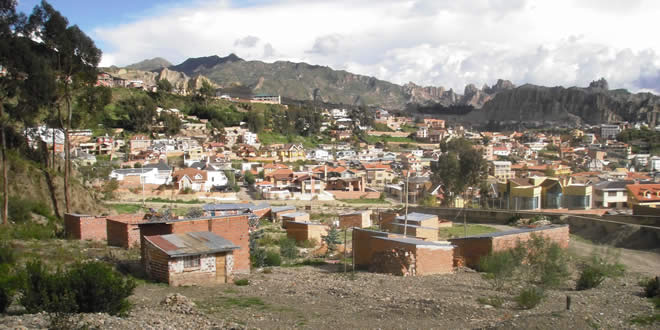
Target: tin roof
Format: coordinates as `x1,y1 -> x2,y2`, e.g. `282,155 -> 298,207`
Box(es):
271,205 -> 296,213
395,212 -> 436,222
145,231 -> 239,257
373,236 -> 454,248
282,212 -> 309,218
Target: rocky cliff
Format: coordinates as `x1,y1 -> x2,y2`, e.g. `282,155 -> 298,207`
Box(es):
476,79 -> 660,125
103,66 -> 216,93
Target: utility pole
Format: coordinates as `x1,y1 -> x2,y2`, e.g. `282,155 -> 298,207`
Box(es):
403,171 -> 410,237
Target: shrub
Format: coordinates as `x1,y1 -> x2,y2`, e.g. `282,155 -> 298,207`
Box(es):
264,251 -> 281,266
322,226 -> 341,252
279,238 -> 298,260
0,242 -> 16,266
182,187 -> 194,194
640,277 -> 660,298
515,286 -> 544,309
576,253 -> 625,291
234,278 -> 249,286
524,234 -> 570,288
251,248 -> 267,268
297,239 -> 318,248
20,261 -> 136,316
476,296 -> 505,308
478,247 -> 524,289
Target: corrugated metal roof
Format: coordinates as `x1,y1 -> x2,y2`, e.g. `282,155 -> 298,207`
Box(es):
145,231 -> 239,257
449,225 -> 568,240
395,212 -> 436,222
272,205 -> 296,212
202,203 -> 253,211
374,236 -> 454,247
282,212 -> 308,218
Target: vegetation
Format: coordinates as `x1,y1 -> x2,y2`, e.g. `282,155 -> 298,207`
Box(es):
340,199 -> 390,205
437,224 -> 498,239
322,226 -> 342,252
432,138 -> 487,206
20,260 -> 135,316
278,237 -> 298,260
515,287 -> 544,310
264,250 -> 282,266
233,278 -> 249,286
576,251 -> 625,291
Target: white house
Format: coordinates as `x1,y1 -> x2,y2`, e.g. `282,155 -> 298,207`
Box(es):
650,156 -> 660,172
308,149 -> 331,161
143,161 -> 173,185
109,167 -> 163,185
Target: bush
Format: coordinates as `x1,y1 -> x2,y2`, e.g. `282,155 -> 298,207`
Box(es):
640,277 -> 660,298
279,238 -> 298,260
476,296 -> 504,308
251,248 -> 267,268
264,251 -> 281,266
0,242 -> 16,266
515,286 -> 544,309
20,261 -> 136,316
234,278 -> 249,286
576,253 -> 625,291
525,234 -> 570,288
478,247 -> 525,289
297,239 -> 318,248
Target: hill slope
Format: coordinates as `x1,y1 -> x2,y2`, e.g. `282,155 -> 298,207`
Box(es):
125,57 -> 172,71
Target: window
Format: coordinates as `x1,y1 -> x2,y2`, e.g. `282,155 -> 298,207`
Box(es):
183,255 -> 200,269
607,191 -> 617,197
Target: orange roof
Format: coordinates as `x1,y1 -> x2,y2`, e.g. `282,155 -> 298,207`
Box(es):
264,163 -> 289,169
173,168 -> 207,183
627,184 -> 660,202
363,163 -> 391,170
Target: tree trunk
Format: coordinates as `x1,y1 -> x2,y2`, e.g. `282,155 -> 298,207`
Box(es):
63,83 -> 71,214
0,102 -> 8,225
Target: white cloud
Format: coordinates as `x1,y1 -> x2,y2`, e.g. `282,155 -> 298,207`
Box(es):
94,0 -> 660,93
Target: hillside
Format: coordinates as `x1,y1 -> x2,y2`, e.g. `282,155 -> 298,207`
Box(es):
125,57 -> 172,71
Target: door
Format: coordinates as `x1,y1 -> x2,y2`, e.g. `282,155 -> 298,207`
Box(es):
215,253 -> 226,283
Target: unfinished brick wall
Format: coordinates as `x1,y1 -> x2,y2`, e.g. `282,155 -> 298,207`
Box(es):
252,207 -> 271,220
379,212 -> 399,231
415,246 -> 454,275
392,224 -> 438,241
286,222 -> 329,243
143,240 -> 170,284
449,225 -> 571,269
64,213 -> 107,241
273,209 -> 296,221
352,228 -> 401,269
107,214 -> 145,249
339,211 -> 372,229
368,237 -> 455,276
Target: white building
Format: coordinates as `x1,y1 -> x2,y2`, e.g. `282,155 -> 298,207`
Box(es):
109,167 -> 165,185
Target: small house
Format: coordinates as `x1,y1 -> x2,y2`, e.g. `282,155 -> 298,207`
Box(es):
106,214 -> 146,249
286,221 -> 329,243
281,212 -> 310,227
271,206 -> 297,221
64,213 -> 107,241
143,232 -> 238,286
339,210 -> 373,229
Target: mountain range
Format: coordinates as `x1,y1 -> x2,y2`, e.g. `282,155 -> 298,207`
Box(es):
110,54 -> 660,125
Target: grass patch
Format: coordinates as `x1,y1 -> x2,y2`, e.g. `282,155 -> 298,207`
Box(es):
515,286 -> 544,309
221,296 -> 266,309
234,278 -> 249,286
145,198 -> 204,204
438,224 -> 498,239
281,258 -> 328,268
339,199 -> 389,204
108,203 -> 143,214
476,296 -> 505,308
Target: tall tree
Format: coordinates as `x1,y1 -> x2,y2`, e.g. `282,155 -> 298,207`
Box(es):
199,80 -> 215,107
30,1 -> 102,213
432,138 -> 486,206
0,0 -> 26,224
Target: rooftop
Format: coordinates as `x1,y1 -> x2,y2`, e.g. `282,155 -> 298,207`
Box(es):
145,231 -> 239,257
449,225 -> 568,240
271,205 -> 296,213
395,212 -> 436,222
373,236 -> 454,248
282,212 -> 309,218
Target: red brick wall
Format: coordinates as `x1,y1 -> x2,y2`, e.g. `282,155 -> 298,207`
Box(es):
339,212 -> 371,229
144,239 -> 170,284
208,215 -> 250,274
353,229 -> 400,268
379,212 -> 399,231
286,222 -> 328,243
447,238 -> 493,269
139,223 -> 173,262
107,220 -> 142,249
492,226 -> 570,252
415,247 -> 454,275
274,209 -> 296,221
64,214 -> 107,241
252,208 -> 271,220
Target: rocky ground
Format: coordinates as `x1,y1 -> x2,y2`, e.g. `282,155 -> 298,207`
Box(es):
1,262 -> 656,329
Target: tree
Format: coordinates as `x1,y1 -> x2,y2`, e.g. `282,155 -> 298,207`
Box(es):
244,170 -> 255,185
30,1 -> 102,213
159,112 -> 182,136
156,78 -> 172,93
198,80 -> 214,107
208,118 -> 225,142
118,95 -> 156,132
322,225 -> 341,252
432,138 -> 486,206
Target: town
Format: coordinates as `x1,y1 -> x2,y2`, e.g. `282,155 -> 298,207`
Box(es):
1,1 -> 659,329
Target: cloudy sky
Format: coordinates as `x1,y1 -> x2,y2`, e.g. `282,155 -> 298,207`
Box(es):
18,0 -> 660,93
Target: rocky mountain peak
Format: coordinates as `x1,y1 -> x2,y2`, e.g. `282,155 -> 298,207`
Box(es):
589,78 -> 609,90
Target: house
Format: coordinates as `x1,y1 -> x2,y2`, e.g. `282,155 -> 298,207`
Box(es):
390,212 -> 450,241
352,228 -> 455,276
285,222 -> 328,243
143,161 -> 173,185
326,177 -> 366,192
650,156 -> 660,172
172,168 -> 209,192
143,231 -> 239,286
490,161 -> 514,181
363,163 -> 394,189
626,183 -> 660,208
129,135 -> 151,154
339,210 -> 372,229
278,143 -> 305,162
564,182 -> 592,210
448,225 -> 570,268
109,167 -> 163,186
593,181 -> 632,209
281,212 -> 310,227
138,214 -> 250,274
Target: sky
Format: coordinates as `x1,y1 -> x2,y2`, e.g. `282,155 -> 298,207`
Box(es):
16,0 -> 660,94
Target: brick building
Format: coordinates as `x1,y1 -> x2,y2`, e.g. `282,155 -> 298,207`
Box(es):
106,214 -> 146,249
64,213 -> 108,241
391,212 -> 451,240
143,231 -> 238,286
378,211 -> 399,231
352,228 -> 454,276
281,212 -> 310,227
339,210 -> 372,229
449,225 -> 570,268
286,222 -> 329,243
138,214 -> 251,274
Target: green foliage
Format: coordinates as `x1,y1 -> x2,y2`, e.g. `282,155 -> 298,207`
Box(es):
20,261 -> 136,316
159,112 -> 183,136
278,238 -> 298,260
233,278 -> 249,286
419,194 -> 437,207
296,239 -> 318,248
640,277 -> 660,298
476,296 -> 504,308
524,234 -> 570,288
432,138 -> 487,205
264,250 -> 281,266
372,122 -> 394,132
185,207 -> 204,218
478,247 -> 525,290
576,251 -> 625,291
244,171 -> 256,185
157,78 -> 173,93
0,221 -> 57,240
515,287 -> 544,309
322,226 -> 342,252
0,242 -> 18,313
